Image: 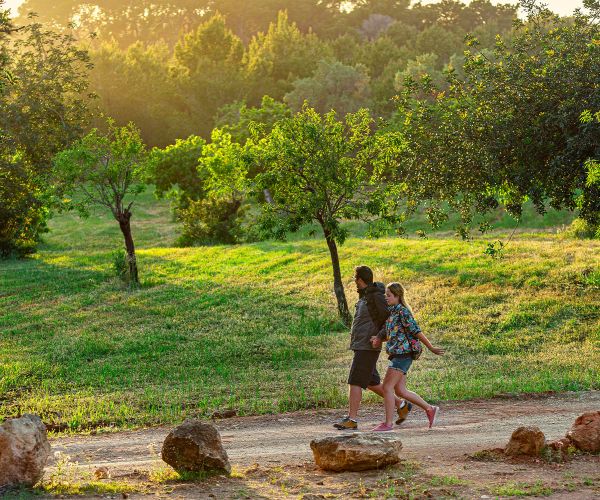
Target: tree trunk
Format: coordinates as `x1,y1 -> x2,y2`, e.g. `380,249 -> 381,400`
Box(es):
117,211 -> 139,285
321,224 -> 352,327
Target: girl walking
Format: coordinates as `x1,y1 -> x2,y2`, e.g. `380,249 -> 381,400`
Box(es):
370,282 -> 444,431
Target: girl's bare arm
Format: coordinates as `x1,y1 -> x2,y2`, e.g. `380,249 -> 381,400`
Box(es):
417,332 -> 445,355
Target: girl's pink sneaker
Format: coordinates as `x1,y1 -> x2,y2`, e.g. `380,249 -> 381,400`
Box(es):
371,422 -> 393,432
426,406 -> 440,428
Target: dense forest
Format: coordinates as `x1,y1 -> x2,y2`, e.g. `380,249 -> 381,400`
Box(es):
12,0 -> 518,146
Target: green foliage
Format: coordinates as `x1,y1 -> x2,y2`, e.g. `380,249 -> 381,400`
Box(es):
149,128 -> 253,246
257,105 -> 379,323
245,11 -> 331,103
53,121 -> 147,217
176,196 -> 244,246
53,120 -> 148,283
147,135 -> 207,203
28,0 -> 521,148
17,0 -> 206,47
0,15 -> 92,257
111,247 -> 128,282
89,41 -> 186,147
0,0 -> 12,93
215,96 -> 291,145
414,24 -> 463,66
173,14 -> 245,138
0,155 -> 46,257
384,0 -> 600,235
284,59 -> 371,116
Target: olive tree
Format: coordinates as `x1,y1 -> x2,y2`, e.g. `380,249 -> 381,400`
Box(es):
53,122 -> 147,284
257,106 -> 380,325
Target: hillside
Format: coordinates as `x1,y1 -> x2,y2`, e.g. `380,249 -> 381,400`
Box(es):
1,192 -> 598,431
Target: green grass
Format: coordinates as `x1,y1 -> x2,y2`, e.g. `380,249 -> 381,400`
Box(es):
492,481 -> 554,497
0,190 -> 598,431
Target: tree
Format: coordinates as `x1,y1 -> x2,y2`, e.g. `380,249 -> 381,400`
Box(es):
284,59 -> 372,116
244,10 -> 331,104
90,40 -> 187,147
414,24 -> 463,66
380,0 -> 600,236
147,130 -> 254,246
215,95 -> 291,145
0,0 -> 13,92
0,15 -> 92,256
16,0 -> 208,47
179,128 -> 252,245
147,135 -> 207,206
173,13 -> 245,139
53,122 -> 148,284
257,106 -> 378,325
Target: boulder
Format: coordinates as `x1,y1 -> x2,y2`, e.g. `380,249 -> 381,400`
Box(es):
0,414 -> 51,487
310,433 -> 403,472
566,411 -> 600,453
161,419 -> 230,474
504,426 -> 545,457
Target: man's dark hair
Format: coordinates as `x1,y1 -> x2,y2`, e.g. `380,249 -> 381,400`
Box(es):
354,265 -> 373,285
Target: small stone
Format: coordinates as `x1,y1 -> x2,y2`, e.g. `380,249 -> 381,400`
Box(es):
210,409 -> 237,420
94,466 -> 110,479
505,426 -> 545,457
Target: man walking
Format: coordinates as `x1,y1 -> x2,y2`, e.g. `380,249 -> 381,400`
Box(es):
333,265 -> 412,430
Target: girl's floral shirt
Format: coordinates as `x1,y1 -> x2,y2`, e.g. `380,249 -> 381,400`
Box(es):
385,304 -> 422,355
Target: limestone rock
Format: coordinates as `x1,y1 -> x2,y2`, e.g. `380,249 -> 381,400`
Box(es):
505,426 -> 545,457
161,419 -> 230,473
0,414 -> 51,487
310,433 -> 403,472
566,411 -> 600,453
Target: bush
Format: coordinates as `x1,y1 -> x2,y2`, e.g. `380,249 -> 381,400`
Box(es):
564,218 -> 599,239
112,247 -> 129,282
176,197 -> 245,246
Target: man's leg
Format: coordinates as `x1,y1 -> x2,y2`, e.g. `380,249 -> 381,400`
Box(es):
334,351 -> 371,429
348,384 -> 363,419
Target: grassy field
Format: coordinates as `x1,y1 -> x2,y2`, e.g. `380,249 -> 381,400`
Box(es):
1,191 -> 598,431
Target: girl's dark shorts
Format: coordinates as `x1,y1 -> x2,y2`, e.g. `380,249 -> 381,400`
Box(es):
348,350 -> 381,389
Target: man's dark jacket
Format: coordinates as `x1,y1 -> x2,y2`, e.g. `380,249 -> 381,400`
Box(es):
349,282 -> 389,351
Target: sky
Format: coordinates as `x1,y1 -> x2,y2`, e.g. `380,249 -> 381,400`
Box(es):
2,0 -> 588,18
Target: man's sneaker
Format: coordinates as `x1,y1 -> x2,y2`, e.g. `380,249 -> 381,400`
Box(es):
371,422 -> 394,432
396,400 -> 413,425
333,416 -> 357,430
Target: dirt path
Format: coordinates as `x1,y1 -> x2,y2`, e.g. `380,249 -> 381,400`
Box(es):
45,391 -> 600,498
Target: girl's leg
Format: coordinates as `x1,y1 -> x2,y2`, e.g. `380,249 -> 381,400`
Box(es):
367,383 -> 404,409
382,368 -> 404,426
394,374 -> 432,412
